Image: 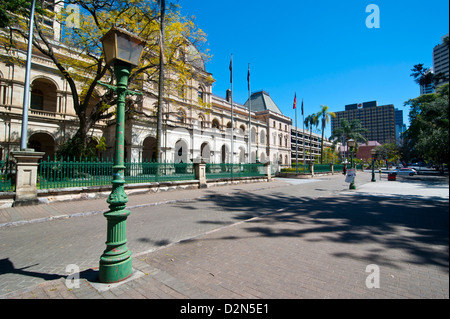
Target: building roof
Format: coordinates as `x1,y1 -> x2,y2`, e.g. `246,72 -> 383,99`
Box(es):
243,90 -> 283,115
185,40 -> 205,71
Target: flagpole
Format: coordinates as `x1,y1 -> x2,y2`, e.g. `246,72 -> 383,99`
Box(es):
294,94 -> 298,173
302,99 -> 305,165
230,54 -> 234,165
20,0 -> 37,150
296,105 -> 298,173
248,63 -> 251,164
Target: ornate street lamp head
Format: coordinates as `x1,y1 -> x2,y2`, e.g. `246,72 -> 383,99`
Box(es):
101,27 -> 145,67
347,139 -> 356,148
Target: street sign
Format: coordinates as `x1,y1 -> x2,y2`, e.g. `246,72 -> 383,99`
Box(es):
345,168 -> 356,183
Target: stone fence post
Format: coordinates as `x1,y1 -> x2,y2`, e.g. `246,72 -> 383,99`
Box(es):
264,162 -> 271,180
309,162 -> 314,177
194,162 -> 207,188
11,149 -> 44,206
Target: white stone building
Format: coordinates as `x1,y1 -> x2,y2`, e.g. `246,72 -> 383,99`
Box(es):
0,8 -> 292,165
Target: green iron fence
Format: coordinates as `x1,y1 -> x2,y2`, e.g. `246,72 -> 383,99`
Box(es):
333,164 -> 362,173
205,163 -> 266,180
38,158 -> 196,190
334,164 -> 345,173
312,164 -> 333,173
0,159 -> 14,192
283,164 -> 311,174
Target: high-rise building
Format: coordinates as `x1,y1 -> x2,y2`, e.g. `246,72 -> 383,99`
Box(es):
433,33 -> 449,88
420,68 -> 435,95
331,101 -> 396,145
394,109 -> 406,145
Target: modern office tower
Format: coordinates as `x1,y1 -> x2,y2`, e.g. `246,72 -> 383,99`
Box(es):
394,109 -> 406,145
331,101 -> 396,145
433,33 -> 449,88
420,68 -> 435,95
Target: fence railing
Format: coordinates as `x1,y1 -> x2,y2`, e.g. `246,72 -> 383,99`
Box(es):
334,164 -> 345,173
0,159 -> 14,192
283,163 -> 363,175
37,158 -> 268,190
38,158 -> 196,190
205,163 -> 266,180
282,164 -> 311,174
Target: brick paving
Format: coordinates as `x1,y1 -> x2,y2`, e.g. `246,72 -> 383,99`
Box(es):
0,173 -> 448,303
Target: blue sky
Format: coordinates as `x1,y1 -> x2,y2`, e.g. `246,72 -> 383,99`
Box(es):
178,0 -> 449,138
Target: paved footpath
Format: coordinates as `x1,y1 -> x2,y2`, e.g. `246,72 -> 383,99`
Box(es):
0,172 -> 448,303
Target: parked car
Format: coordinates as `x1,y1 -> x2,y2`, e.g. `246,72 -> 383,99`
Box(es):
392,168 -> 417,176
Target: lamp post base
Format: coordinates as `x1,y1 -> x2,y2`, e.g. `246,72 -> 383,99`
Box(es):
99,180 -> 132,284
98,209 -> 133,283
99,253 -> 132,283
349,176 -> 356,189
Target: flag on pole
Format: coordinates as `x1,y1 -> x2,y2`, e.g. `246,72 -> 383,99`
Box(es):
301,98 -> 304,115
247,65 -> 250,91
229,55 -> 233,84
293,93 -> 297,109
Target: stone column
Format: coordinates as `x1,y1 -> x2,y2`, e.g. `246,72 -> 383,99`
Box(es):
264,162 -> 272,180
11,149 -> 44,206
309,162 -> 315,177
194,162 -> 207,188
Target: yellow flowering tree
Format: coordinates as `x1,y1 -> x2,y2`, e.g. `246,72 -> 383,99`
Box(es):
3,0 -> 210,158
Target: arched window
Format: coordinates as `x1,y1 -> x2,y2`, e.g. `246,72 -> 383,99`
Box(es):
178,84 -> 185,99
200,142 -> 211,163
212,118 -> 220,129
198,114 -> 205,129
260,130 -> 266,144
197,86 -> 204,102
28,132 -> 55,159
30,78 -> 57,112
30,89 -> 44,110
251,127 -> 256,143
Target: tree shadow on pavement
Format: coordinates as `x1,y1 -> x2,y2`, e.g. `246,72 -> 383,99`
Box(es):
191,191 -> 449,271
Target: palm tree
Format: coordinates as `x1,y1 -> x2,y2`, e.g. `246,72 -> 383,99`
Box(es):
330,118 -> 369,162
316,105 -> 336,164
304,113 -> 319,164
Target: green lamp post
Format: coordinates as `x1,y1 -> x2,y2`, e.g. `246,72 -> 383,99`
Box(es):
371,148 -> 376,182
348,139 -> 356,190
98,27 -> 145,283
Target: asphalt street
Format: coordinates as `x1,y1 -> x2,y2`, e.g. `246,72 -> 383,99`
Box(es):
0,171 -> 448,299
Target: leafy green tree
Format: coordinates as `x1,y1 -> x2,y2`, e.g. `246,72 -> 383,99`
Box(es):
410,63 -> 447,90
1,0 -> 210,158
374,143 -> 401,166
315,105 -> 335,164
404,84 -> 449,166
330,118 -> 368,162
0,0 -> 45,28
304,113 -> 318,163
